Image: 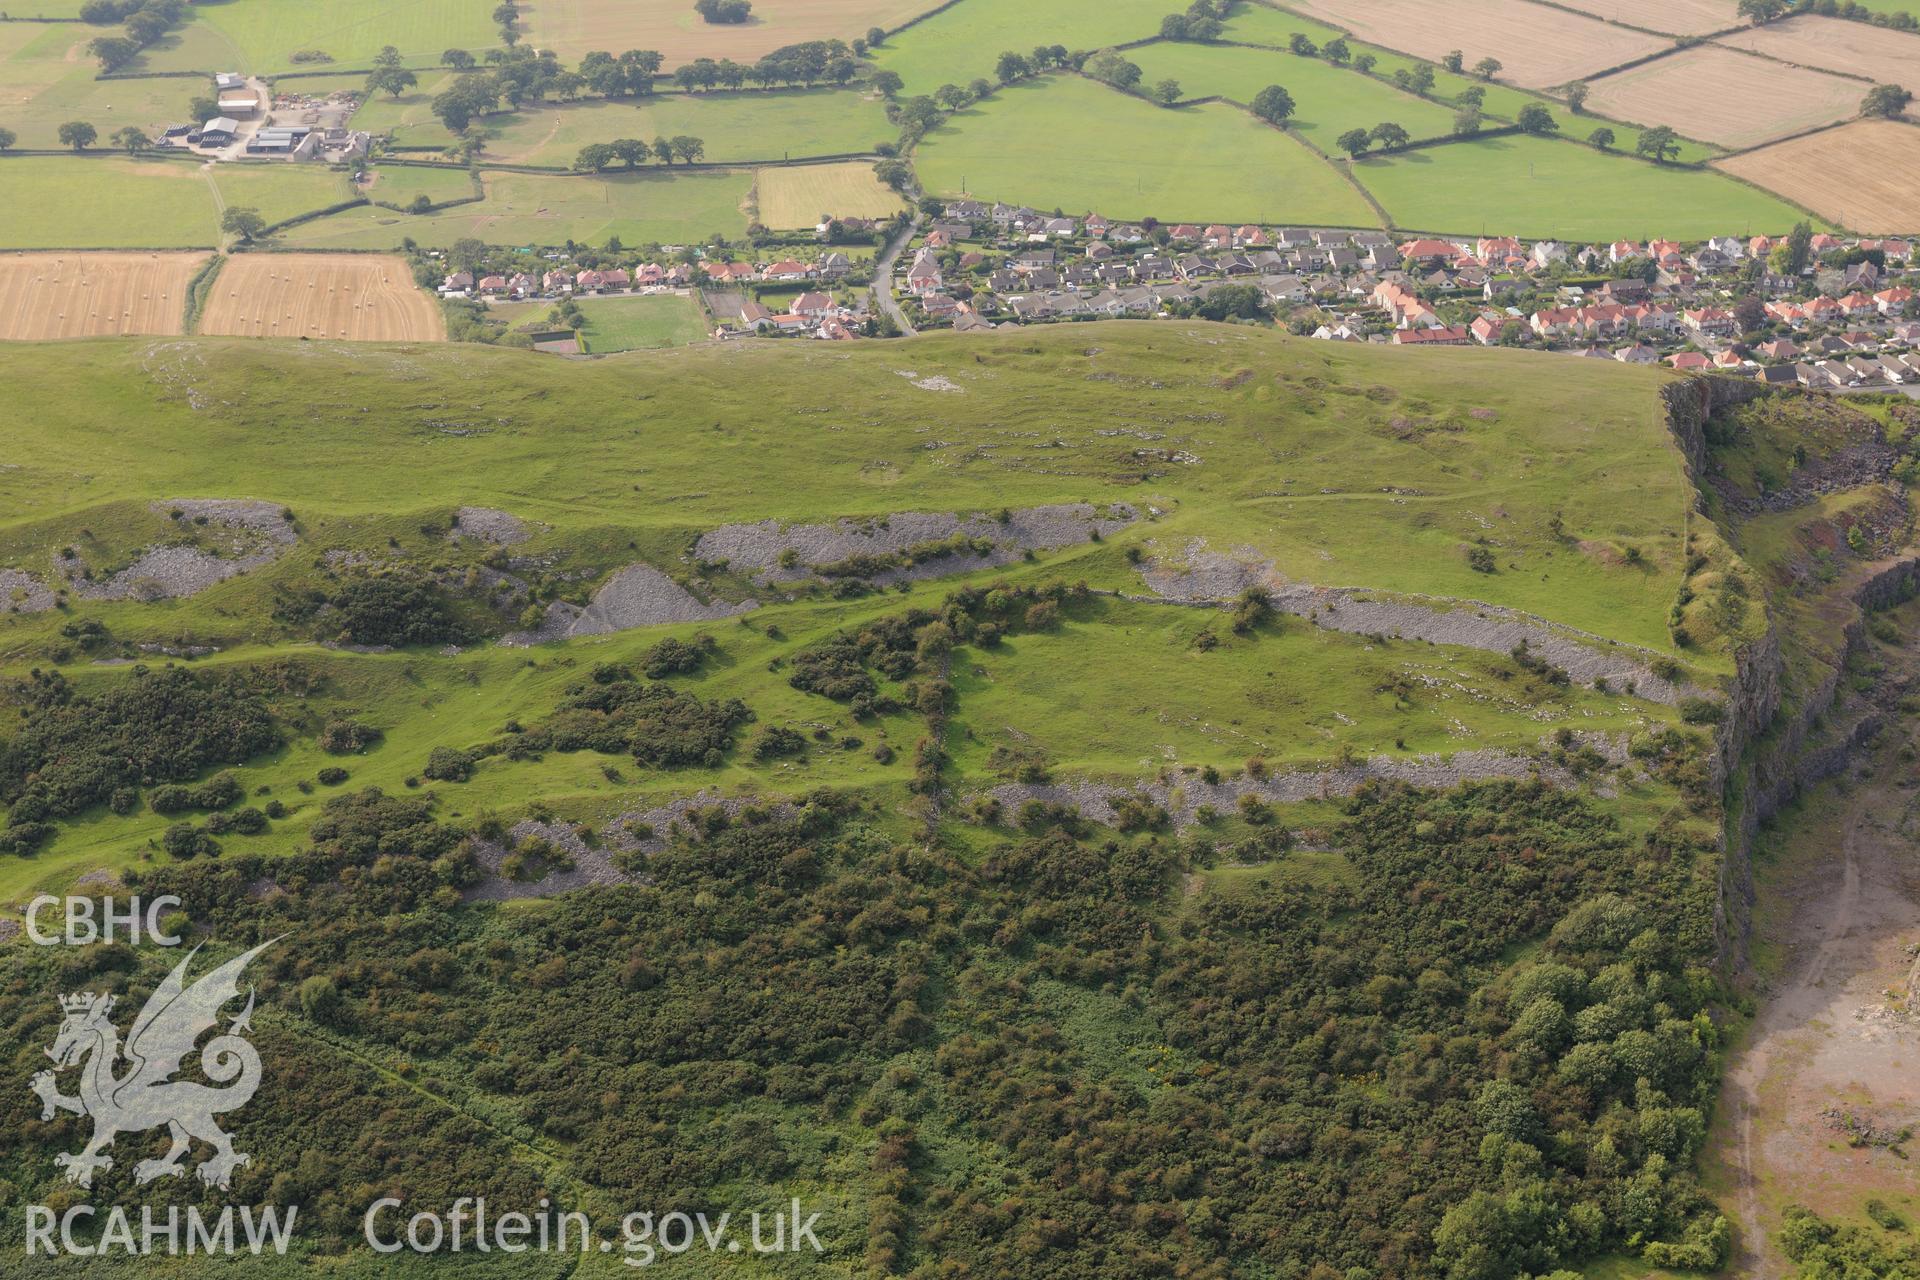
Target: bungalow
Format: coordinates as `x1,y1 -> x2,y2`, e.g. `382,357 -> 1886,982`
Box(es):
762,259 -> 812,282
1012,249 -> 1057,272
1235,225 -> 1268,248
738,301 -> 774,332
1711,350 -> 1747,370
1109,223 -> 1148,244
1202,224 -> 1233,249
1615,344 -> 1659,365
1755,338 -> 1800,361
1275,227 -> 1314,248
1392,326 -> 1470,346
541,268 -> 572,293
477,275 -> 508,295
1754,364 -> 1799,386
575,269 -> 606,292
1667,352 -> 1712,370
790,291 -> 834,317
440,270 -> 475,295
507,272 -> 537,298
602,267 -> 631,290
817,317 -> 860,340
1166,224 -> 1202,243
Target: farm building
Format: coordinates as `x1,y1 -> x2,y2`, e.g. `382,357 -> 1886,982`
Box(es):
198,117 -> 240,147
247,125 -> 315,157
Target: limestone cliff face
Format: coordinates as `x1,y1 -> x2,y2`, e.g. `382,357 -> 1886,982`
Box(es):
1665,376 -> 1920,969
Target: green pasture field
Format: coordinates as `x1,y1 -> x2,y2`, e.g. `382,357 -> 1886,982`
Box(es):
913,73 -> 1377,227
575,290 -> 710,351
0,156 -> 216,247
131,0 -> 496,74
278,166 -> 753,249
1353,132 -> 1815,240
1219,3 -> 1720,163
477,87 -> 894,166
873,0 -> 1174,91
1127,38 -> 1460,145
209,161 -> 353,226
0,0 -> 95,15
363,162 -> 477,206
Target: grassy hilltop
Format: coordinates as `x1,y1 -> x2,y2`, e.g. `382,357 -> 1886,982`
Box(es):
0,324 -> 1752,1278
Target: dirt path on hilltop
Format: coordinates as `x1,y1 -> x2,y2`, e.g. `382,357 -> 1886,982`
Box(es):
1717,733 -> 1920,1276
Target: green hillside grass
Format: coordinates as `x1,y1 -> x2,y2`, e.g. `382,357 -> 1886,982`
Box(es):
0,326 -> 1696,652
913,74 -> 1378,227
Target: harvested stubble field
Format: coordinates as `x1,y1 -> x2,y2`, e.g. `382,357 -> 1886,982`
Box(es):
1583,44 -> 1863,149
1716,120 -> 1920,234
0,252 -> 207,340
1552,0 -> 1739,35
196,253 -> 445,341
1715,14 -> 1920,92
753,161 -> 906,227
520,0 -> 933,67
1279,0 -> 1674,86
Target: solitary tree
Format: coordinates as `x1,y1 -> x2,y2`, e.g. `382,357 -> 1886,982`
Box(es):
1863,83 -> 1913,118
1336,127 -> 1371,156
1516,103 -> 1558,134
1442,49 -> 1464,72
0,127 -> 14,152
1588,125 -> 1616,149
871,68 -> 903,97
57,120 -> 97,150
1152,78 -> 1182,106
1635,124 -> 1680,163
367,64 -> 418,98
443,48 -> 475,69
221,206 -> 266,241
866,25 -> 885,46
374,44 -> 403,68
112,125 -> 149,152
1565,82 -> 1589,114
1370,120 -> 1410,150
1473,56 -> 1502,79
1249,83 -> 1295,125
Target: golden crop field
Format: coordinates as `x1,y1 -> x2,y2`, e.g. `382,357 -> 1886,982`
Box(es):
0,251 -> 207,340
754,161 -> 906,228
1716,14 -> 1920,92
1717,120 -> 1920,235
1554,0 -> 1739,36
1584,44 -> 1862,148
520,0 -> 934,67
197,253 -> 446,341
1282,0 -> 1672,86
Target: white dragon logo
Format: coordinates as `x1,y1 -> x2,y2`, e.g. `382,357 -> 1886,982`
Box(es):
30,940 -> 276,1192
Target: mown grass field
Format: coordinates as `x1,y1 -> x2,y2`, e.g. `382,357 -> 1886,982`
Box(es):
361,163 -> 478,207
1127,39 -> 1460,144
478,87 -> 895,165
520,0 -> 932,68
914,74 -> 1378,226
753,159 -> 905,226
872,0 -> 1174,90
209,162 -> 353,227
0,157 -> 217,248
1353,133 -> 1813,240
134,0 -> 497,73
576,291 -> 710,351
0,21 -> 198,149
279,167 -> 753,248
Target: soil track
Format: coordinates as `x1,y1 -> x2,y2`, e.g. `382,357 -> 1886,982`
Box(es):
1716,706 -> 1920,1274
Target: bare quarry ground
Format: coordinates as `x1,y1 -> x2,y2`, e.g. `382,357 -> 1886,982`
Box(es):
1713,677 -> 1920,1274
53,498 -> 297,603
